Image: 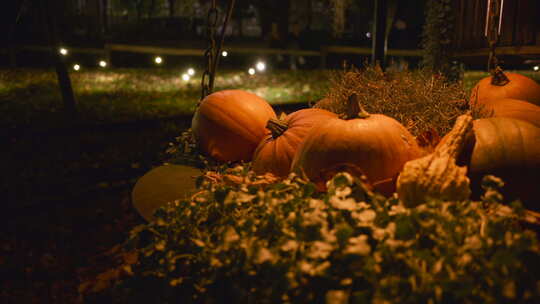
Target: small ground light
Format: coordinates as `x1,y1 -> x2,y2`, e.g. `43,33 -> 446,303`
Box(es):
366,32 -> 372,38
182,74 -> 190,81
187,68 -> 195,76
222,51 -> 228,57
534,66 -> 539,71
99,60 -> 107,68
59,48 -> 68,55
256,61 -> 266,72
73,64 -> 80,71
154,56 -> 163,64
248,68 -> 256,75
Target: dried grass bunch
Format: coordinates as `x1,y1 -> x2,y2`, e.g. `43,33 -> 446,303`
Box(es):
314,65 -> 469,138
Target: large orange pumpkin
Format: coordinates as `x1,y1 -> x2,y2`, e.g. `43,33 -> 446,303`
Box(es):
192,90 -> 276,162
451,117 -> 540,210
252,108 -> 338,177
473,98 -> 540,128
290,95 -> 423,196
470,72 -> 540,107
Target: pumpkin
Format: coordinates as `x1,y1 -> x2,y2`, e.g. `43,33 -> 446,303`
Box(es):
397,114 -> 473,207
449,117 -> 540,210
470,72 -> 540,107
192,90 -> 277,162
472,98 -> 540,128
251,108 -> 338,177
132,165 -> 202,222
290,94 -> 423,196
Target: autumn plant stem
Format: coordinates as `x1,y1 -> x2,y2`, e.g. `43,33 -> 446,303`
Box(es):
266,119 -> 289,139
342,94 -> 371,120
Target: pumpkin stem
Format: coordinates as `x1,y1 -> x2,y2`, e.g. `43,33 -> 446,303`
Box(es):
490,66 -> 510,86
266,118 -> 289,139
342,93 -> 370,120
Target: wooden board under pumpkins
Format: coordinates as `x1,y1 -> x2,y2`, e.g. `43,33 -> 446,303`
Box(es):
132,164 -> 202,222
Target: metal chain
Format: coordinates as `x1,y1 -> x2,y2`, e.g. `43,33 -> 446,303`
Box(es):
200,0 -> 236,102
485,0 -> 509,85
200,0 -> 219,101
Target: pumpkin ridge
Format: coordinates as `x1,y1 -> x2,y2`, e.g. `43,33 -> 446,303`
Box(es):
201,98 -> 268,143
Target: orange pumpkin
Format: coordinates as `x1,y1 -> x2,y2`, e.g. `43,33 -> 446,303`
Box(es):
470,72 -> 540,107
473,98 -> 540,128
252,108 -> 338,177
192,90 -> 276,162
290,95 -> 423,196
451,117 -> 540,210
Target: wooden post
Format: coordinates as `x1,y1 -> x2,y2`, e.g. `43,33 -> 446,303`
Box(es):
372,0 -> 388,69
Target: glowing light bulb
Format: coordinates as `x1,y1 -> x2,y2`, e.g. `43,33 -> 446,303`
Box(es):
99,60 -> 107,68
182,74 -> 190,81
366,32 -> 372,38
73,64 -> 80,71
154,56 -> 163,64
534,65 -> 539,71
187,68 -> 195,76
248,68 -> 256,75
222,51 -> 228,57
256,61 -> 266,71
59,48 -> 68,55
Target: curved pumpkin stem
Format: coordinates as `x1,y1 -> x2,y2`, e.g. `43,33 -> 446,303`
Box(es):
266,118 -> 288,139
341,93 -> 370,120
490,66 -> 510,87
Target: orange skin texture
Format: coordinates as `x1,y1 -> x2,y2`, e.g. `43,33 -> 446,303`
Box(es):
453,117 -> 540,210
252,108 -> 338,177
470,72 -> 540,107
473,98 -> 540,128
291,114 -> 423,196
192,90 -> 276,162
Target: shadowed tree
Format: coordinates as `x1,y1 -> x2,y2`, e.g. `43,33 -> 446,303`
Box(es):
38,0 -> 77,119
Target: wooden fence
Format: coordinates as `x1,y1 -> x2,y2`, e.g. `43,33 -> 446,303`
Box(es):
7,43 -> 422,69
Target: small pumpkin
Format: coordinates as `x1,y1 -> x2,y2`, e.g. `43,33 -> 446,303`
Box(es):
132,165 -> 202,222
397,114 -> 473,207
291,94 -> 423,196
449,117 -> 540,210
252,108 -> 338,177
473,98 -> 540,128
470,71 -> 540,107
192,90 -> 277,162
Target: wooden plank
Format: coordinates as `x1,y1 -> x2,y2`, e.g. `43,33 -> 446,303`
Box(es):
453,45 -> 540,57
226,46 -> 320,56
20,45 -> 105,54
323,45 -> 422,57
106,43 -> 204,56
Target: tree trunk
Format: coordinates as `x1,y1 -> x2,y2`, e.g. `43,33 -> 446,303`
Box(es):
39,0 -> 77,119
372,0 -> 388,69
168,0 -> 175,17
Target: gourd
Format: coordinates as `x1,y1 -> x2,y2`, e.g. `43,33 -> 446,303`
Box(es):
192,90 -> 276,162
470,71 -> 540,107
252,109 -> 338,177
397,114 -> 473,207
132,165 -> 202,222
472,98 -> 540,128
290,94 -> 422,195
452,117 -> 540,211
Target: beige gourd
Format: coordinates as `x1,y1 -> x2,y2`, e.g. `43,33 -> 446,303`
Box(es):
397,114 -> 473,207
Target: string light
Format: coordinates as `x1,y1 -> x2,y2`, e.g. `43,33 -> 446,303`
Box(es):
222,51 -> 228,57
534,66 -> 539,71
73,64 -> 80,71
248,68 -> 256,75
154,56 -> 163,64
99,60 -> 107,68
182,73 -> 190,81
256,61 -> 266,72
59,48 -> 68,55
187,68 -> 195,76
